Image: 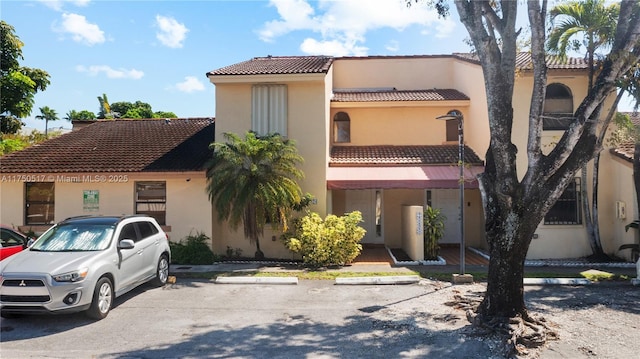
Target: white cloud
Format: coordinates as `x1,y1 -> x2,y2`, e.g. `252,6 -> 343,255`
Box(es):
300,38 -> 367,57
175,76 -> 205,93
38,0 -> 90,11
76,65 -> 144,79
259,0 -> 454,56
155,15 -> 189,48
55,13 -> 105,45
385,40 -> 399,52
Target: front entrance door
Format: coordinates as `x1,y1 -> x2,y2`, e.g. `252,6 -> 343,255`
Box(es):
345,189 -> 383,244
432,189 -> 461,244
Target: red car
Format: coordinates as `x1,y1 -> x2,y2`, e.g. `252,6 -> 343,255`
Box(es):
0,226 -> 30,260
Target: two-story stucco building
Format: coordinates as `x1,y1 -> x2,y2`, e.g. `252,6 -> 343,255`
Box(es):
206,54 -> 638,261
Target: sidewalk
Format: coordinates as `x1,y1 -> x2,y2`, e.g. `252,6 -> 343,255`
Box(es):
169,261 -> 639,285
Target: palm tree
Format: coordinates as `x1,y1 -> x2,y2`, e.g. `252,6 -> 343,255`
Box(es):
547,0 -> 620,259
547,0 -> 619,88
206,132 -> 304,259
35,106 -> 59,136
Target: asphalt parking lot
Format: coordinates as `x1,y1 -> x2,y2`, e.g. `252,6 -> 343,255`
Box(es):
1,278 -> 500,359
2,277 -> 639,359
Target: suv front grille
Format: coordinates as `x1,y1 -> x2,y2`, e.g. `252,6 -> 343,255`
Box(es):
2,279 -> 45,287
1,278 -> 50,303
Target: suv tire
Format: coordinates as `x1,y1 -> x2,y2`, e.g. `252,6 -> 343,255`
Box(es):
151,254 -> 170,287
86,277 -> 113,320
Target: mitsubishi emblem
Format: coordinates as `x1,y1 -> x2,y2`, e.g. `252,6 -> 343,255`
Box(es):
19,280 -> 26,287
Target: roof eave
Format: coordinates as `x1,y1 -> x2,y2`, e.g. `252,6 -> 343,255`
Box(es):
331,99 -> 471,108
207,72 -> 327,84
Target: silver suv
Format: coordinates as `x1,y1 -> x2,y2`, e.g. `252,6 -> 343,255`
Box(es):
0,215 -> 171,320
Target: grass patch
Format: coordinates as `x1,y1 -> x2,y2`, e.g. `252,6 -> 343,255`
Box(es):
580,269 -> 629,282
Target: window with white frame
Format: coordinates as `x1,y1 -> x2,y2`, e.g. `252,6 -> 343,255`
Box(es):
135,181 -> 166,225
544,178 -> 582,225
252,84 -> 288,136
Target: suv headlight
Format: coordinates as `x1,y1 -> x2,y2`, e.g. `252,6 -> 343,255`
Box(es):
53,268 -> 88,282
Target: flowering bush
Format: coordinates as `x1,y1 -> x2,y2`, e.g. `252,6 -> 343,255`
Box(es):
282,211 -> 365,267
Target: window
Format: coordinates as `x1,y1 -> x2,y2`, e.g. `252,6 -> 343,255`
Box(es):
25,182 -> 55,225
252,84 -> 287,136
137,221 -> 159,239
375,190 -> 382,236
333,112 -> 351,143
1,228 -> 25,247
543,83 -> 574,130
544,178 -> 582,225
446,119 -> 458,142
118,223 -> 139,242
135,182 -> 166,225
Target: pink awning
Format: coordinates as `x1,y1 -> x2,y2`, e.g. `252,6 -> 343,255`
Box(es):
326,165 -> 484,190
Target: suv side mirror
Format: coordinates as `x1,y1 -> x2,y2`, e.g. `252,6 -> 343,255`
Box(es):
118,239 -> 135,249
26,238 -> 36,248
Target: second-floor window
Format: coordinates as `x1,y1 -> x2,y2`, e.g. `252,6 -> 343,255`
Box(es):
252,84 -> 287,136
135,181 -> 166,225
446,119 -> 458,142
334,111 -> 351,143
543,83 -> 574,131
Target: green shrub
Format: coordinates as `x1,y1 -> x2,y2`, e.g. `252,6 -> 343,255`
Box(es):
170,231 -> 216,265
282,211 -> 365,267
424,206 -> 446,260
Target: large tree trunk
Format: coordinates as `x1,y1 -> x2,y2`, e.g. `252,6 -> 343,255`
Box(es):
582,159 -> 606,258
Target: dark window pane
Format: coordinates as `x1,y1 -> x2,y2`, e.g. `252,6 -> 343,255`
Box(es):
25,182 -> 55,225
119,223 -> 138,242
544,179 -> 582,225
137,221 -> 158,239
446,119 -> 458,142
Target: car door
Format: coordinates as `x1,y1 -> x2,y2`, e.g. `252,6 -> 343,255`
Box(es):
115,222 -> 144,289
134,221 -> 162,278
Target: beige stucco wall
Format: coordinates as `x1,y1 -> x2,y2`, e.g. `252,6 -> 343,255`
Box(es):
610,156 -> 638,261
0,172 -> 212,244
332,56 -> 454,90
451,59 -> 490,160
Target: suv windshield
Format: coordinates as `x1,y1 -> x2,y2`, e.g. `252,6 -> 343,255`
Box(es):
31,224 -> 115,252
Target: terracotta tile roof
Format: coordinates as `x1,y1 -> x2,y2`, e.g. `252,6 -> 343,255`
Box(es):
610,112 -> 639,163
207,56 -> 334,76
330,145 -> 483,166
0,118 -> 215,173
453,52 -> 588,70
332,88 -> 469,102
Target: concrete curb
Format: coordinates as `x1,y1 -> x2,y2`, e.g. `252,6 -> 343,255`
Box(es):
215,276 -> 298,285
335,275 -> 421,285
524,278 -> 591,285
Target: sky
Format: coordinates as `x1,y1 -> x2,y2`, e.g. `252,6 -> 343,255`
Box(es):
3,0 -> 637,132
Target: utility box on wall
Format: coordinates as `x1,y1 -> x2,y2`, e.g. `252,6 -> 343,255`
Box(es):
401,205 -> 424,261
